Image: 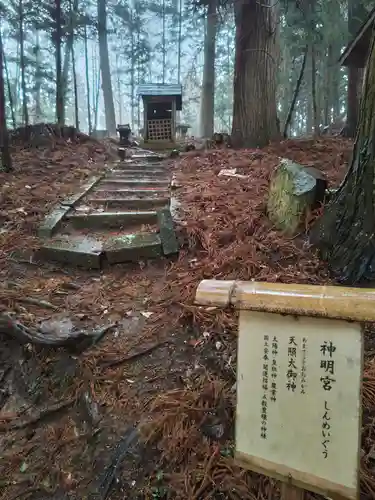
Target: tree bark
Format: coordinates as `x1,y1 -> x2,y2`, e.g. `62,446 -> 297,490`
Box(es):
130,9 -> 135,130
199,0 -> 217,138
283,46 -> 308,138
115,53 -> 122,125
4,51 -> 16,128
344,0 -> 368,137
231,0 -> 279,148
323,44 -> 333,125
55,0 -> 64,126
34,30 -> 42,123
62,0 -> 79,109
306,84 -> 313,135
97,0 -> 116,136
162,0 -> 166,83
311,45 -> 319,136
84,24 -> 92,134
67,0 -> 79,130
71,42 -> 79,130
311,29 -> 375,284
0,28 -> 12,172
177,0 -> 182,84
19,0 -> 28,126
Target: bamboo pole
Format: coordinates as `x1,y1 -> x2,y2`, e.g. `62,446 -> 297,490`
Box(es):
194,279 -> 375,322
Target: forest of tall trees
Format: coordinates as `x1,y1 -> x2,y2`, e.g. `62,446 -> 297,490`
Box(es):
0,0 -> 373,146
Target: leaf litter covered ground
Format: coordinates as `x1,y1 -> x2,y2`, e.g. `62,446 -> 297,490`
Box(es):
1,135 -> 375,500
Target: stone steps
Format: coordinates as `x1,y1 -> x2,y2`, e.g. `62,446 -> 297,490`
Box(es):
89,189 -> 169,199
115,162 -> 167,171
37,149 -> 179,268
37,231 -> 162,269
100,178 -> 170,188
66,210 -> 158,229
110,168 -> 167,176
86,197 -> 169,210
93,186 -> 169,195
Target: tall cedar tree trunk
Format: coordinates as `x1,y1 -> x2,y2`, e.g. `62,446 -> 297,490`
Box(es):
63,0 -> 79,112
162,0 -> 166,83
84,24 -> 92,134
19,0 -> 28,126
136,11 -> 141,130
116,53 -> 122,124
94,69 -> 101,131
92,43 -> 97,128
345,0 -> 368,137
200,0 -> 217,138
283,46 -> 308,138
177,0 -> 182,83
55,0 -> 64,126
312,28 -> 375,284
13,42 -> 20,114
97,0 -> 116,136
71,43 -> 79,129
4,51 -> 16,128
68,0 -> 79,129
231,0 -> 279,148
323,44 -> 333,125
62,42 -> 72,103
306,82 -> 313,134
130,10 -> 135,129
311,45 -> 319,135
0,28 -> 12,172
34,31 -> 42,123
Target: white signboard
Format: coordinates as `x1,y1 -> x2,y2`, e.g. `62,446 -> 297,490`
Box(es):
236,311 -> 363,500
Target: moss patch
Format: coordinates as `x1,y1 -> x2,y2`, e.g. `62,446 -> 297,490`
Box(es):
267,159 -> 326,236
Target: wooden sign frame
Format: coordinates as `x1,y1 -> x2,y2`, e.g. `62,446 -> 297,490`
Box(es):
194,280 -> 372,500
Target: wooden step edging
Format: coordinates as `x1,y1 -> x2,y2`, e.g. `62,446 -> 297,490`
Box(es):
38,175 -> 104,239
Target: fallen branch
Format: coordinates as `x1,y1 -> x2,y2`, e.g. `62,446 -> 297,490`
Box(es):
0,398 -> 75,431
101,341 -> 168,369
91,323 -> 117,346
94,427 -> 139,500
0,313 -> 116,349
18,297 -> 58,310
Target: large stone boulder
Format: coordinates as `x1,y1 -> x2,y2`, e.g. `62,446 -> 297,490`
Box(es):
267,159 -> 327,235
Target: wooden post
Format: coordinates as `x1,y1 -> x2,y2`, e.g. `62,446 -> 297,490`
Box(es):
143,97 -> 148,141
281,482 -> 305,500
171,97 -> 176,142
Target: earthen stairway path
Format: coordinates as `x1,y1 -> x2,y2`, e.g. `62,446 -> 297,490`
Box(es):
37,151 -> 178,269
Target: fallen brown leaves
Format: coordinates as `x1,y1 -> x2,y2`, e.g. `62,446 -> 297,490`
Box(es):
2,136 -> 375,500
0,131 -> 113,258
149,142 -> 347,335
140,376 -> 258,500
133,138 -> 375,499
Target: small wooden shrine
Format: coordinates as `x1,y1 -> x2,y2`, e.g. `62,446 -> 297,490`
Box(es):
339,7 -> 375,68
138,83 -> 182,143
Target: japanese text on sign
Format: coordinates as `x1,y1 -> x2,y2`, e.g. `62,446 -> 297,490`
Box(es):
237,311 -> 362,500
261,335 -> 269,439
271,336 -> 278,402
286,336 -> 298,392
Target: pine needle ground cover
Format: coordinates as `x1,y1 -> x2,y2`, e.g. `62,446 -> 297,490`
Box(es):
2,137 -> 374,500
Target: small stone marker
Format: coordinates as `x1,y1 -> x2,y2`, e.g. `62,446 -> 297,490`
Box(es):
157,208 -> 179,255
194,280 -> 373,500
267,159 -> 327,235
